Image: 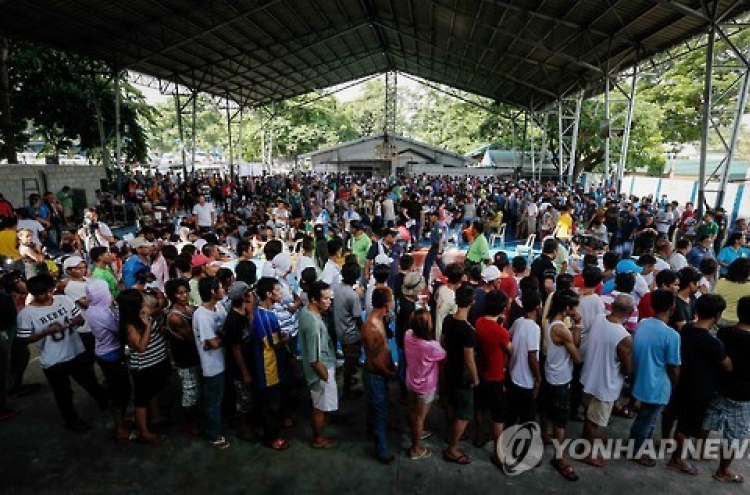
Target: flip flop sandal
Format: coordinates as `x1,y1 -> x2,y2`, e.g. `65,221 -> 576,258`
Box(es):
551,460 -> 579,482
443,450 -> 471,465
667,461 -> 699,476
579,456 -> 606,468
420,430 -> 434,441
410,448 -> 432,460
269,438 -> 290,451
612,406 -> 635,419
713,472 -> 744,483
633,457 -> 656,467
310,438 -> 337,449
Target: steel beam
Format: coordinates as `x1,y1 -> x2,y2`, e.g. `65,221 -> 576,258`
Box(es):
616,66 -> 638,195
697,25 -> 716,217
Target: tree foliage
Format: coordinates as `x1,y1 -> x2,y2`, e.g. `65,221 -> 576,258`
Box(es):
1,40 -> 152,164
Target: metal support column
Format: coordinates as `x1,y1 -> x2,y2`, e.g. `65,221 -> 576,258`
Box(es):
225,95 -> 235,185
604,78 -> 611,184
697,26 -> 716,218
174,87 -> 187,178
557,101 -> 564,184
567,96 -> 582,184
191,89 -> 197,175
114,69 -> 122,193
616,66 -> 638,194
384,71 -> 397,135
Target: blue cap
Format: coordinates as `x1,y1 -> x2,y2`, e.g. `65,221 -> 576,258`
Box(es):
616,258 -> 643,274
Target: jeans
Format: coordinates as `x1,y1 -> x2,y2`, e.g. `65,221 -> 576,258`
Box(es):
629,402 -> 665,453
363,370 -> 390,460
203,372 -> 225,441
422,248 -> 446,282
42,353 -> 108,424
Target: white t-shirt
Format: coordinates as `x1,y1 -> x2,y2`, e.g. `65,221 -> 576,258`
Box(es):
669,252 -> 688,271
435,285 -> 456,343
192,305 -> 226,377
321,260 -> 342,293
526,203 -> 538,218
544,321 -> 573,385
193,202 -> 215,227
655,258 -> 670,272
580,314 -> 630,402
17,295 -> 85,369
295,255 -> 316,283
83,222 -> 113,251
509,317 -> 541,389
63,279 -> 91,334
577,293 -> 606,361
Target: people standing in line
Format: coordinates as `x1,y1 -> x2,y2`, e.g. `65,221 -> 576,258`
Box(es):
192,276 -> 230,449
298,280 -> 338,449
362,287 -> 398,464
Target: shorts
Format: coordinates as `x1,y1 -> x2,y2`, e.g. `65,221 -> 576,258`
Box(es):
702,395 -> 750,442
407,388 -> 436,405
446,385 -> 474,421
543,381 -> 571,428
132,359 -> 171,408
176,366 -> 201,408
474,380 -> 508,424
583,393 -> 614,428
673,395 -> 710,438
310,367 -> 338,412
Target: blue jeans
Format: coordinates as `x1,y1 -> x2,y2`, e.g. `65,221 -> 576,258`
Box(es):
422,248 -> 446,282
203,372 -> 225,441
363,370 -> 390,460
629,402 -> 665,453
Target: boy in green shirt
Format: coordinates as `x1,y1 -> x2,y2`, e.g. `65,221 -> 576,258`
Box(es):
90,246 -> 120,297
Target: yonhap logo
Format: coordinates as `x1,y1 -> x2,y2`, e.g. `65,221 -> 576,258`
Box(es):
496,422 -> 544,475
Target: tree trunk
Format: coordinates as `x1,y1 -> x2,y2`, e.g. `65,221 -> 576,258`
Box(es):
0,37 -> 18,164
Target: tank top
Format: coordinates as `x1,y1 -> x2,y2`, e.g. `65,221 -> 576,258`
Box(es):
166,308 -> 201,369
544,321 -> 573,385
129,316 -> 169,371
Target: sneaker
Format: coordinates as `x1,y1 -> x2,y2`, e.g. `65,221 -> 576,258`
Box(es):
65,418 -> 91,432
0,406 -> 17,421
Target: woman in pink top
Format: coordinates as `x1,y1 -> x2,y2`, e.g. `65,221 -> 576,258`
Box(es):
404,309 -> 446,460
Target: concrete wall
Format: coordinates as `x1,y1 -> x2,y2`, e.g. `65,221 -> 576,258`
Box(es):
0,164 -> 107,209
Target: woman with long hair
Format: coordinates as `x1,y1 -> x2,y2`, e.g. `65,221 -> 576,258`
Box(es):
715,258 -> 750,327
403,308 -> 446,460
117,289 -> 171,444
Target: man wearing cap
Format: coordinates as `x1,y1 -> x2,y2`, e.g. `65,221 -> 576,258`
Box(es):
469,265 -> 502,325
422,211 -> 446,283
189,254 -> 210,306
220,281 -> 256,441
122,237 -> 153,289
62,256 -> 94,362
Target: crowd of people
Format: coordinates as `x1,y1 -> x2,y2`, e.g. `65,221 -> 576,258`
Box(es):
0,171 -> 749,485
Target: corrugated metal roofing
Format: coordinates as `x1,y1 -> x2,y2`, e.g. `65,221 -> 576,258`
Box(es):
0,0 -> 747,109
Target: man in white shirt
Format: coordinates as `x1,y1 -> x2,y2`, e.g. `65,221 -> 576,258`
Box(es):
80,208 -> 115,251
526,200 -> 539,237
192,195 -> 215,232
192,276 -> 229,449
580,296 -> 633,467
508,290 -> 542,425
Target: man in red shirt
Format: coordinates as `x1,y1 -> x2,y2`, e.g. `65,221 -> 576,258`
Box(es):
474,290 -> 512,469
0,193 -> 13,218
638,270 -> 679,320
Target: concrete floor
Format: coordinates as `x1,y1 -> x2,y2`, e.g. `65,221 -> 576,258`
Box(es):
2,357 -> 749,495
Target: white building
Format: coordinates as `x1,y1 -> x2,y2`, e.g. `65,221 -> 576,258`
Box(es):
301,133 -> 469,176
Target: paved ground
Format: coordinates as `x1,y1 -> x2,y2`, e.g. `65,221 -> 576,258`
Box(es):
3,353 -> 750,495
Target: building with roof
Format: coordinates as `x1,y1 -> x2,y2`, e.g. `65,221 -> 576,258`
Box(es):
301,133 -> 468,176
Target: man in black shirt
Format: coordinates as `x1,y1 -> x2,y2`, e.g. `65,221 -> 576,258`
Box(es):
530,238 -> 558,295
669,267 -> 701,332
703,296 -> 750,483
221,281 -> 257,441
442,285 -> 478,465
668,294 -> 731,476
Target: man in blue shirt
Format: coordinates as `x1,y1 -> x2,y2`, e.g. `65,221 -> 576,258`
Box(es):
629,289 -> 681,466
122,237 -> 153,289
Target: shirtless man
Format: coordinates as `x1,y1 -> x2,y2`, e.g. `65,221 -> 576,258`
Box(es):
362,286 -> 398,464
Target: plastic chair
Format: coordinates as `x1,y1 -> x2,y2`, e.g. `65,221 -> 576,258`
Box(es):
489,224 -> 506,249
516,233 -> 536,262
